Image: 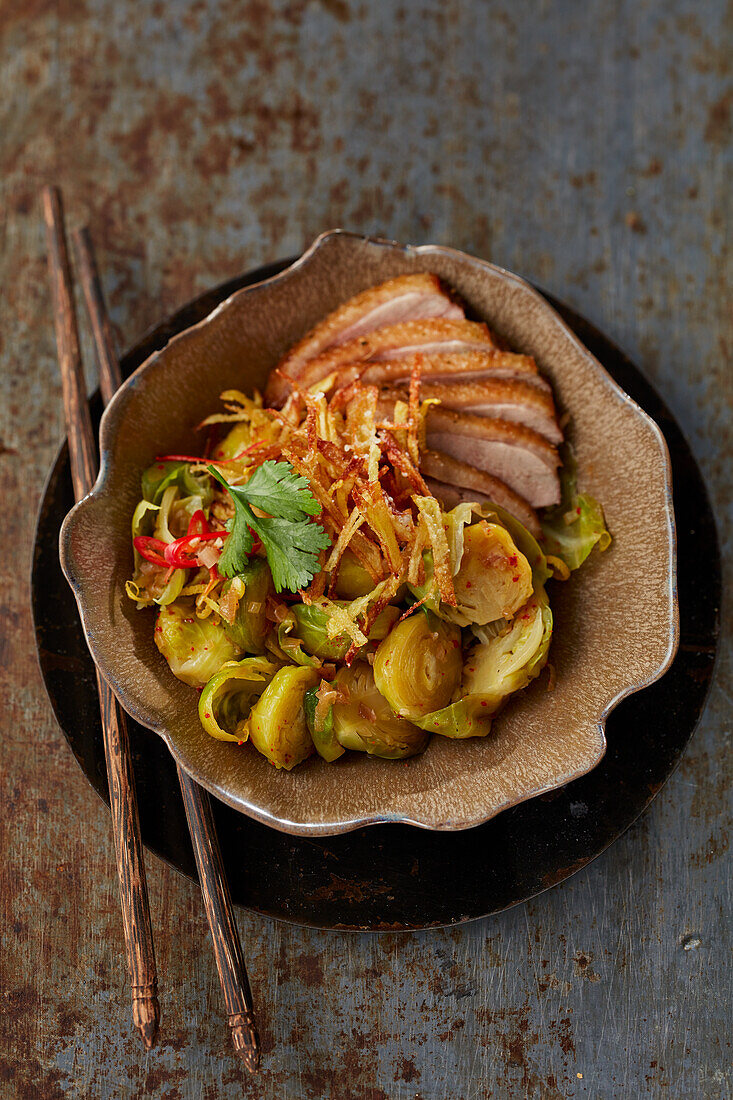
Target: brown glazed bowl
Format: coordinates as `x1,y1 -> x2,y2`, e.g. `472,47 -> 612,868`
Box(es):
60,231 -> 679,836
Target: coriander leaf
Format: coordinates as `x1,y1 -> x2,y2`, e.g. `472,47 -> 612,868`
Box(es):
232,459 -> 322,521
248,514 -> 330,593
208,463 -> 330,591
216,493 -> 254,578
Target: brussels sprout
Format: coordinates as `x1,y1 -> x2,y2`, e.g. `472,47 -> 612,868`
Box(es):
131,499 -> 158,561
540,446 -> 611,572
451,521 -> 533,626
212,422 -> 252,461
154,601 -> 242,687
168,492 -> 208,538
411,697 -> 492,740
373,611 -> 462,720
142,460 -> 214,507
368,605 -> 401,640
127,498 -> 187,607
333,550 -> 375,599
462,591 -> 551,696
277,614 -> 322,667
153,485 -> 179,544
248,666 -> 320,769
303,686 -> 344,762
415,590 -> 553,738
541,493 -> 610,571
479,503 -> 551,588
330,663 -> 429,759
153,568 -> 186,607
199,657 -> 278,741
291,603 -> 349,659
291,603 -> 400,660
221,559 -> 273,654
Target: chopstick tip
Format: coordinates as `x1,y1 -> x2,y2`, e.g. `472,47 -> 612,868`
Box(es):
229,1012 -> 260,1073
133,989 -> 161,1050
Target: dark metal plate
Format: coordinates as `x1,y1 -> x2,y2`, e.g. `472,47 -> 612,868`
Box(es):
32,260 -> 721,930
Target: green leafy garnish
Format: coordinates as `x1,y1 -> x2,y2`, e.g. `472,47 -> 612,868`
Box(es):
209,461 -> 330,593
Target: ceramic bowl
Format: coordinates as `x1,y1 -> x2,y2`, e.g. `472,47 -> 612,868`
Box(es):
59,231 -> 679,836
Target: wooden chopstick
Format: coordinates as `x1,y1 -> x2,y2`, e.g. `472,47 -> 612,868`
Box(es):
175,765 -> 260,1069
72,225 -> 260,1072
41,186 -> 160,1050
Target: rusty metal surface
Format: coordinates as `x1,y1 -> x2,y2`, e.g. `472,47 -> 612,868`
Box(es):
0,1 -> 730,1097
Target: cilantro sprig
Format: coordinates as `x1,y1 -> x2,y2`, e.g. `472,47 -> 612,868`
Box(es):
209,461 -> 330,593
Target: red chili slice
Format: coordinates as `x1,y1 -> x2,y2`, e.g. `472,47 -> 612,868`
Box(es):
232,440 -> 268,459
155,454 -> 211,464
186,509 -> 210,536
155,454 -> 237,467
133,536 -> 169,568
163,530 -> 222,569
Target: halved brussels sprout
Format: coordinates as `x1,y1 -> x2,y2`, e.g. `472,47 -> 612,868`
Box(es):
142,460 -> 214,507
451,521 -> 533,626
154,601 -> 242,687
291,603 -> 400,660
333,550 -> 374,599
221,559 -> 272,654
212,422 -> 252,461
480,503 -> 551,588
304,685 -> 344,762
373,611 -> 462,720
415,590 -> 553,738
277,614 -> 322,667
199,657 -> 278,742
409,511 -> 541,628
248,665 -> 320,769
290,604 -> 347,659
368,606 -> 401,640
330,663 -> 429,759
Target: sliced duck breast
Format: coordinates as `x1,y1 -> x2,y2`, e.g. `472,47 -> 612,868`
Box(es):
423,406 -> 561,508
292,319 -> 499,396
266,273 -> 464,404
359,350 -> 551,392
375,392 -> 560,508
415,379 -> 562,443
422,449 -> 541,536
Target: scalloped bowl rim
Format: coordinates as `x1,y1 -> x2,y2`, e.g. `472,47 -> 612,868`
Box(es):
59,230 -> 679,835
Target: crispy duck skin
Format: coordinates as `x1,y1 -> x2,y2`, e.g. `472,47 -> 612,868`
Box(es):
359,350 -> 551,390
321,349 -> 551,396
290,318 -> 499,397
413,379 -> 562,443
266,273 -> 464,404
421,449 -> 541,536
